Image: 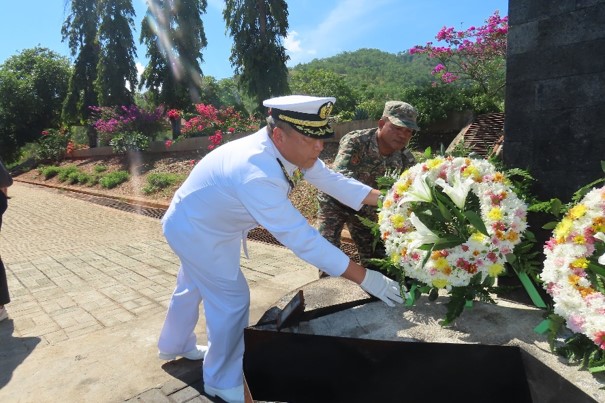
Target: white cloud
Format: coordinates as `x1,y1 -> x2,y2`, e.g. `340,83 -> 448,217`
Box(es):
284,31 -> 302,53
136,62 -> 145,78
130,62 -> 146,91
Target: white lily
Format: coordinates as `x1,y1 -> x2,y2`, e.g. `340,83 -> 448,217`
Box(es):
594,232 -> 605,265
408,212 -> 440,249
435,171 -> 474,210
397,174 -> 433,207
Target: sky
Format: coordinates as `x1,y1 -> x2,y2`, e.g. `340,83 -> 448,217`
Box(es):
0,0 -> 508,80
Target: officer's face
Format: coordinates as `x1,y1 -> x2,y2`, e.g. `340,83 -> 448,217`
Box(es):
377,119 -> 414,155
275,125 -> 324,169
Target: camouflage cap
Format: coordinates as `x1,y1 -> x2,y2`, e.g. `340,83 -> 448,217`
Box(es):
383,101 -> 420,131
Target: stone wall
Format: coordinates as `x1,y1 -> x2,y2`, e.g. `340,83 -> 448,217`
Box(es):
70,119 -> 380,158
504,0 -> 605,202
70,114 -> 470,159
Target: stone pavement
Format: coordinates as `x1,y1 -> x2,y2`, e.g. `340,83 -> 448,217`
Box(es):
0,182 -> 320,402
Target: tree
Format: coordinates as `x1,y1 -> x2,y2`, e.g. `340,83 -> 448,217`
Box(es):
0,48 -> 71,162
409,11 -> 508,107
62,0 -> 101,125
216,77 -> 253,114
95,0 -> 139,106
224,0 -> 290,114
139,0 -> 208,109
288,69 -> 357,117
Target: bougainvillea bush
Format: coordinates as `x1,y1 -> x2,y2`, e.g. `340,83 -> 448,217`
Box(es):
180,103 -> 260,140
89,104 -> 168,146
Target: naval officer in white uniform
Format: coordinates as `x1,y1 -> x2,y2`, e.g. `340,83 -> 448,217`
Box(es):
157,95 -> 405,403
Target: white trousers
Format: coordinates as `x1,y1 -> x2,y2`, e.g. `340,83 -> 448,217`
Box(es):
158,263 -> 250,389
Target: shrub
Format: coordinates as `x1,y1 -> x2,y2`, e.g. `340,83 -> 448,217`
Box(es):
94,165 -> 108,173
38,165 -> 62,179
36,129 -> 71,163
85,174 -> 101,186
66,171 -> 92,185
57,165 -> 79,182
142,172 -> 184,194
99,171 -> 129,189
109,131 -> 150,153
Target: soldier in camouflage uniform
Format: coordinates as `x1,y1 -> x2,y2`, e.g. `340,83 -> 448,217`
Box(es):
317,101 -> 420,276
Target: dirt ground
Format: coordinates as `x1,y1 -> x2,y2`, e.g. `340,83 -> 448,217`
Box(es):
13,143 -> 340,223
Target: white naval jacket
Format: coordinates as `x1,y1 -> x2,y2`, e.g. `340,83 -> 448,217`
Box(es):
161,126 -> 373,281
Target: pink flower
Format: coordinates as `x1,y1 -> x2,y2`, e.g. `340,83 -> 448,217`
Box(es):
167,109 -> 181,120
165,140 -> 173,149
567,315 -> 586,333
593,331 -> 605,350
228,127 -> 235,133
432,64 -> 446,75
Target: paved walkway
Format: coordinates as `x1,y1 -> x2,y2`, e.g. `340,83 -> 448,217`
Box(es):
0,182 -> 319,402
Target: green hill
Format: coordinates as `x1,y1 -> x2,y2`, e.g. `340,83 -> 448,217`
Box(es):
289,48 -> 436,99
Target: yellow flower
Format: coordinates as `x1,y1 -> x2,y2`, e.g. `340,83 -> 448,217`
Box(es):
505,231 -> 519,242
592,217 -> 605,233
433,257 -> 450,271
470,232 -> 487,243
391,214 -> 405,229
391,253 -> 401,265
395,181 -> 409,195
426,158 -> 443,170
432,278 -> 448,289
462,165 -> 480,180
568,204 -> 587,220
492,172 -> 505,183
554,218 -> 573,239
572,234 -> 586,245
578,286 -> 595,298
383,199 -> 393,208
488,263 -> 505,277
487,207 -> 503,221
378,212 -> 384,223
570,258 -> 588,270
568,274 -> 580,286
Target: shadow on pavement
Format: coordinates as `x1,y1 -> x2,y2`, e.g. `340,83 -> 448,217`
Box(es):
0,319 -> 41,389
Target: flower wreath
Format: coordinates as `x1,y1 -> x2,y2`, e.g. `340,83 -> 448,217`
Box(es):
540,185 -> 605,351
379,156 -> 528,291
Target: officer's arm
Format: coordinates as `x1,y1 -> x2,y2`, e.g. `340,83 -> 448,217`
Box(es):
361,188 -> 381,206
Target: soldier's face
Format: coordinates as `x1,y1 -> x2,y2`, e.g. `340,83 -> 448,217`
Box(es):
274,125 -> 324,169
377,119 -> 414,155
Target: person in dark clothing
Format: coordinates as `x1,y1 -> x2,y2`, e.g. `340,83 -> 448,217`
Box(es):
0,159 -> 13,321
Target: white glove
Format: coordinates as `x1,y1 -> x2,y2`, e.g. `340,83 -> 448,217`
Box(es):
360,269 -> 406,307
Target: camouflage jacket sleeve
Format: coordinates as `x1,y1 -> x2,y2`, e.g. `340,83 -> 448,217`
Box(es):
332,129 -> 372,178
